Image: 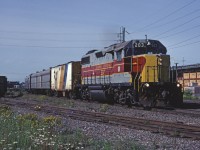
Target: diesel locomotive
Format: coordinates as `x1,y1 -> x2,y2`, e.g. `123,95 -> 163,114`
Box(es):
25,39 -> 183,107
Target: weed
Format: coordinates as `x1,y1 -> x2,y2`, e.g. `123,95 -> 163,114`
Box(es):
173,130 -> 180,137
183,89 -> 200,100
0,103 -> 144,149
39,95 -> 47,101
0,105 -> 12,117
43,115 -> 61,126
0,111 -> 88,149
99,104 -> 109,112
68,100 -> 75,108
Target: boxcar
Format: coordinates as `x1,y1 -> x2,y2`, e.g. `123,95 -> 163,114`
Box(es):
51,61 -> 81,97
30,69 -> 51,94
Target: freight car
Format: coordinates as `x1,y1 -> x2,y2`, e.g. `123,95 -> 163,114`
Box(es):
26,69 -> 51,94
50,61 -> 81,97
0,76 -> 7,97
25,39 -> 183,108
25,61 -> 81,97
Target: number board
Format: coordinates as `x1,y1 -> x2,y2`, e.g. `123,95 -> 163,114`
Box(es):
133,42 -> 146,48
133,42 -> 158,48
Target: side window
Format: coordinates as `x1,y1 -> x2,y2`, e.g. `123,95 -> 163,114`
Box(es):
95,51 -> 103,58
81,56 -> 90,65
116,51 -> 122,61
112,53 -> 114,60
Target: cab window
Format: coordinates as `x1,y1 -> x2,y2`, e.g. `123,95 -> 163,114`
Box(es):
116,51 -> 122,61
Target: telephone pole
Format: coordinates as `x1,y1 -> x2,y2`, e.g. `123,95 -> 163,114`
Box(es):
118,26 -> 126,43
175,63 -> 178,82
182,57 -> 185,66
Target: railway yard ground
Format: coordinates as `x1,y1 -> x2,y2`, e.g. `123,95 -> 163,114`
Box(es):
1,93 -> 200,149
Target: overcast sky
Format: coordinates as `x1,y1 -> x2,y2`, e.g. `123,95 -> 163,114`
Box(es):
0,0 -> 200,82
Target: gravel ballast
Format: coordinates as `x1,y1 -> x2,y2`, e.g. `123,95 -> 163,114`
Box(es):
1,95 -> 200,149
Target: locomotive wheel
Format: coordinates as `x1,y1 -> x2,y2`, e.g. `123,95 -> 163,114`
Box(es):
81,91 -> 86,100
46,90 -> 53,96
118,91 -> 126,105
129,91 -> 138,105
68,91 -> 73,99
145,97 -> 156,109
140,96 -> 156,109
54,91 -> 59,97
130,97 -> 137,105
113,92 -> 119,103
81,88 -> 90,101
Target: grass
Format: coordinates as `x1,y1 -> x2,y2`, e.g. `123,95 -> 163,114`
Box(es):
183,89 -> 199,100
0,106 -> 87,149
0,105 -> 144,150
21,94 -> 75,108
6,88 -> 23,98
38,95 -> 47,101
99,104 -> 109,112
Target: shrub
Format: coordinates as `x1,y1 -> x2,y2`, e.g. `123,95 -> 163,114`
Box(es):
183,89 -> 193,99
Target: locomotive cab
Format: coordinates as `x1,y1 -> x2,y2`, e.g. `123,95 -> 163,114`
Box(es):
133,54 -> 183,107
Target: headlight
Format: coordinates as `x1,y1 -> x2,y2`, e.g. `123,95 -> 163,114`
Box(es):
145,83 -> 150,87
177,83 -> 180,87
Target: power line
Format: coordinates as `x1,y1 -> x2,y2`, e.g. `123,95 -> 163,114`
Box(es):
0,44 -> 103,49
153,15 -> 200,38
168,34 -> 200,47
126,0 -> 177,28
0,30 -> 117,35
138,9 -> 200,33
159,24 -> 200,39
169,40 -> 200,49
0,37 -> 117,42
130,0 -> 197,33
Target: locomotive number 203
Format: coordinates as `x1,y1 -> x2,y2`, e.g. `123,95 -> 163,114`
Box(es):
134,42 -> 146,48
134,42 -> 158,48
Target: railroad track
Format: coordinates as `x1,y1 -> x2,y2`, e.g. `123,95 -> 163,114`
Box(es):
13,94 -> 200,118
63,98 -> 200,118
1,99 -> 200,140
150,107 -> 200,118
75,100 -> 200,118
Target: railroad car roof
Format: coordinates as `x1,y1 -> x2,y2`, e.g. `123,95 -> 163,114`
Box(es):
31,69 -> 50,77
82,39 -> 164,55
51,61 -> 79,69
173,63 -> 200,70
82,39 -> 166,58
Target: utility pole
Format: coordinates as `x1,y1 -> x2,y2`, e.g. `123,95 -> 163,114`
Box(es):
145,35 -> 148,53
118,26 -> 126,43
122,27 -> 125,42
182,57 -> 185,66
175,63 -> 178,82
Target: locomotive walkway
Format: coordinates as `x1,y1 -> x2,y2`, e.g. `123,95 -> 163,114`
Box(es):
1,99 -> 200,140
